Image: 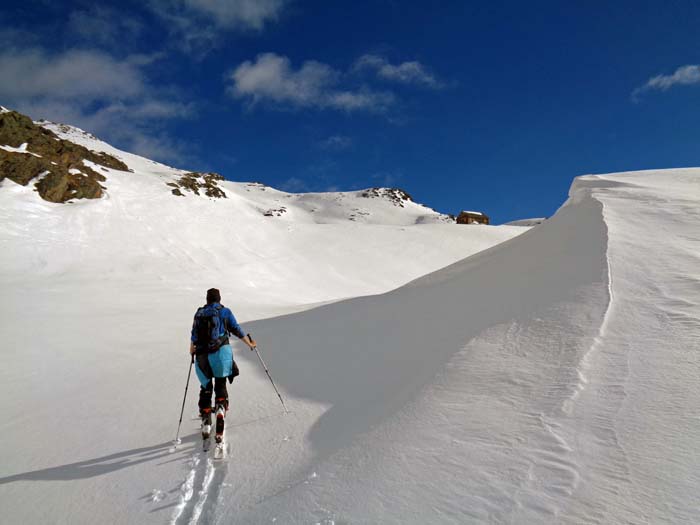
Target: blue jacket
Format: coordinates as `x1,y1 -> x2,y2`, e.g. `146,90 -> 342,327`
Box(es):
191,302 -> 245,344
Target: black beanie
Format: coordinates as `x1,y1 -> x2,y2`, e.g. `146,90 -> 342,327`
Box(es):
206,288 -> 221,304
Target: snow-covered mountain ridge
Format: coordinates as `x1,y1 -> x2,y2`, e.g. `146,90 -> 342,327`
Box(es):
0,107 -> 474,226
1,109 -> 527,318
21,114 -> 455,226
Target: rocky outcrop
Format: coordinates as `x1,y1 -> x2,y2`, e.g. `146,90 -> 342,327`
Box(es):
360,187 -> 413,208
168,171 -> 227,198
0,150 -> 47,186
35,169 -> 105,201
263,206 -> 287,217
0,110 -> 129,203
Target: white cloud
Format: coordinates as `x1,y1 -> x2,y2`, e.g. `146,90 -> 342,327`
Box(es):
228,52 -> 394,112
0,49 -> 145,101
354,54 -> 441,88
0,47 -> 193,166
632,64 -> 700,100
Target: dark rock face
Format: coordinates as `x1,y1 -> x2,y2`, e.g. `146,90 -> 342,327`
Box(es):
36,170 -> 105,201
0,110 -> 129,203
0,151 -> 47,185
167,172 -> 227,199
166,182 -> 185,196
360,187 -> 413,208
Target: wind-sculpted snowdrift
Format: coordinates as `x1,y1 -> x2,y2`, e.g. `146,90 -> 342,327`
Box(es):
231,170 -> 700,524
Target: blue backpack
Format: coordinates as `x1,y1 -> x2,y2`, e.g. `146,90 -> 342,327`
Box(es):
193,304 -> 229,354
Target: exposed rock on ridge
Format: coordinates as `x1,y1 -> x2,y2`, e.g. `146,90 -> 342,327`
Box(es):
0,110 -> 129,202
360,187 -> 413,207
167,171 -> 227,198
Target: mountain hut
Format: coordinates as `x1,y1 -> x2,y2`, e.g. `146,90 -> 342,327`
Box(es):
456,211 -> 490,225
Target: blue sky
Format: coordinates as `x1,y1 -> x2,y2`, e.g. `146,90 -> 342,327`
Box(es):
1,1 -> 700,222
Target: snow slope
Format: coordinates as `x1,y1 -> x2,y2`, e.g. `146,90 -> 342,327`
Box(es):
2,121 -> 698,523
227,168 -> 699,524
0,122 -> 526,524
2,121 -> 523,318
41,121 -> 455,225
503,217 -> 546,227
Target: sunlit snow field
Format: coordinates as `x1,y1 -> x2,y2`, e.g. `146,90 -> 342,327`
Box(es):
1,123 -> 699,524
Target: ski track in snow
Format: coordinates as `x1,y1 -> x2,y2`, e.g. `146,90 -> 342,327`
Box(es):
170,455 -> 199,524
171,440 -> 228,525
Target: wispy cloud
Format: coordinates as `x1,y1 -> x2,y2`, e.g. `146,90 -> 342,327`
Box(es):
280,177 -> 307,192
153,0 -> 287,30
318,135 -> 353,150
0,47 -> 194,166
127,132 -> 194,165
632,64 -> 700,101
0,27 -> 41,49
148,0 -> 288,56
354,54 -> 442,88
67,6 -> 145,48
228,53 -> 394,112
188,0 -> 287,29
372,170 -> 402,188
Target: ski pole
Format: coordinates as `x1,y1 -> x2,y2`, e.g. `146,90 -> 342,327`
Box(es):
174,354 -> 194,446
248,333 -> 288,413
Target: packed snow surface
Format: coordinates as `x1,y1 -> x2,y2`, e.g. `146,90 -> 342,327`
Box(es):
504,217 -> 546,227
1,125 -> 698,523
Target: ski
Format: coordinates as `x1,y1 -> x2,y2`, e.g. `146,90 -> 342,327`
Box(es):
213,438 -> 226,460
213,404 -> 226,460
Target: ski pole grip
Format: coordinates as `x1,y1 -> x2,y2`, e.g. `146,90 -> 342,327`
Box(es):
247,333 -> 256,350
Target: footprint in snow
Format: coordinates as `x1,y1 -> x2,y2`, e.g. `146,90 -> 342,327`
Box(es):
149,489 -> 166,502
304,472 -> 319,484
